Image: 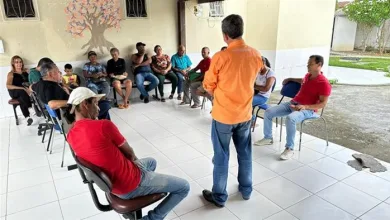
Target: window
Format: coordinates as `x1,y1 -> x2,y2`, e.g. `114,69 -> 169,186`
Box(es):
2,0 -> 36,18
209,1 -> 224,17
125,0 -> 147,18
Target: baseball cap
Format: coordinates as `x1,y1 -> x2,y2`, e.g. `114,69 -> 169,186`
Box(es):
67,87 -> 105,113
87,51 -> 97,58
136,42 -> 146,47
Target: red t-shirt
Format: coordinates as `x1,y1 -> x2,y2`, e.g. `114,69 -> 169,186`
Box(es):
195,57 -> 211,73
293,73 -> 332,105
67,119 -> 141,195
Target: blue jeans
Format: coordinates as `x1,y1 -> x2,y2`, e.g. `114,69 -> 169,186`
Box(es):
97,100 -> 111,120
211,120 -> 252,205
175,72 -> 184,94
87,81 -> 110,96
263,101 -> 317,149
135,73 -> 159,97
252,94 -> 269,121
119,158 -> 190,220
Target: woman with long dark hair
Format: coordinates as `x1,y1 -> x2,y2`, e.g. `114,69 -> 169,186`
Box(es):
6,55 -> 33,125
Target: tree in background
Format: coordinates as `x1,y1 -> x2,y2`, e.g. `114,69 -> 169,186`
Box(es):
343,0 -> 390,53
65,0 -> 121,54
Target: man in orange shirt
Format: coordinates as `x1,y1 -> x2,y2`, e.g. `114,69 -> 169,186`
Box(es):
202,14 -> 263,207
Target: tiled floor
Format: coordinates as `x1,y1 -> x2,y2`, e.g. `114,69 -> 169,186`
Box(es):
1,100 -> 390,220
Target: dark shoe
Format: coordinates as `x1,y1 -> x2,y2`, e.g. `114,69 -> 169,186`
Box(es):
202,190 -> 224,208
191,104 -> 200,109
140,94 -> 145,100
27,118 -> 33,126
161,98 -> 166,102
144,97 -> 149,103
177,95 -> 182,100
169,94 -> 174,99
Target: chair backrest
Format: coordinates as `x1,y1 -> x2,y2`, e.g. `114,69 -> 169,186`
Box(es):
271,79 -> 277,92
280,81 -> 301,98
44,104 -> 62,131
75,156 -> 112,193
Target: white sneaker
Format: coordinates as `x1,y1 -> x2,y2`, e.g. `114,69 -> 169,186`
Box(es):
280,148 -> 294,160
254,138 -> 273,146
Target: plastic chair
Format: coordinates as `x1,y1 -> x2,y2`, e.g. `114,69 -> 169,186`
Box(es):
252,80 -> 277,132
8,99 -> 20,125
44,104 -> 68,167
75,156 -> 167,219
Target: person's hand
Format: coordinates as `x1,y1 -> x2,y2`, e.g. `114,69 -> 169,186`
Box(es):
63,86 -> 70,94
109,74 -> 114,78
290,104 -> 306,111
282,78 -> 291,85
24,88 -> 31,96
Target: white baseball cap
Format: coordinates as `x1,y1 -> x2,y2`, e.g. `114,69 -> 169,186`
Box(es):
67,87 -> 105,113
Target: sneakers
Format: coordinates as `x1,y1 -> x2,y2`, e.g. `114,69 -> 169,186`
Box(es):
280,148 -> 294,160
254,138 -> 273,146
140,94 -> 145,100
202,190 -> 224,208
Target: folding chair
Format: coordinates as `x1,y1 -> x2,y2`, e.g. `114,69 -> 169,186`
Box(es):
252,80 -> 277,132
44,105 -> 68,167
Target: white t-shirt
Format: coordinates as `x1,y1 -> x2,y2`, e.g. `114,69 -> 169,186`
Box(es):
255,67 -> 275,98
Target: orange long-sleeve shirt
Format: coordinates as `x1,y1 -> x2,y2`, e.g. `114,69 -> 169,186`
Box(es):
203,39 -> 263,124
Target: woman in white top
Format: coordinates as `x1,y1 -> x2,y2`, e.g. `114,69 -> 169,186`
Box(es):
252,57 -> 276,125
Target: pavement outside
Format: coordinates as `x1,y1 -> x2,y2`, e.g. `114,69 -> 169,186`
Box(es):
268,84 -> 390,163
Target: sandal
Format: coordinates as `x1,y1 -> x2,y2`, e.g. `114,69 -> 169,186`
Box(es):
118,104 -> 125,109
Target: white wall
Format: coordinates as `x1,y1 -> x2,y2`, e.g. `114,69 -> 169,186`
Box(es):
332,16 -> 357,51
354,20 -> 390,50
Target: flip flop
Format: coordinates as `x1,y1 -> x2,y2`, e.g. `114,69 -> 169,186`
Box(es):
118,104 -> 125,109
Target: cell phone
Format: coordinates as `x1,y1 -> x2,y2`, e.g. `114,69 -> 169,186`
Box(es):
291,101 -> 299,105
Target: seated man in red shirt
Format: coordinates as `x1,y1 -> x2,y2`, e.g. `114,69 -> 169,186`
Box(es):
187,47 -> 212,108
254,55 -> 332,160
66,87 -> 190,220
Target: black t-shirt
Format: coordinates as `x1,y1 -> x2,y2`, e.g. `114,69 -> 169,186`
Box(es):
32,80 -> 69,104
107,58 -> 126,75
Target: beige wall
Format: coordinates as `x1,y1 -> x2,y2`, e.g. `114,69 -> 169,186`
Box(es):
276,0 -> 336,50
0,0 -> 178,67
185,0 -> 248,54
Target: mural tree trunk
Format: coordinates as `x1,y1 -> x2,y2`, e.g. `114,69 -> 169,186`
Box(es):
65,0 -> 121,54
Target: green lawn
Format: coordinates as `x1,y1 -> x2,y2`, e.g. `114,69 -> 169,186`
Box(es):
329,56 -> 390,73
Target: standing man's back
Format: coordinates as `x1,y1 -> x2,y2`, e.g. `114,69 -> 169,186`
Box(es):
202,14 -> 263,207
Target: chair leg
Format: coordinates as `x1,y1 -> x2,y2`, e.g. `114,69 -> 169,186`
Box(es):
13,105 -> 19,126
321,117 -> 329,146
279,117 -> 283,142
61,139 -> 66,168
41,124 -> 47,143
201,97 -> 206,110
135,210 -> 142,219
113,89 -> 118,107
299,122 -> 304,151
276,117 -> 278,128
50,131 -> 55,154
46,126 -> 54,151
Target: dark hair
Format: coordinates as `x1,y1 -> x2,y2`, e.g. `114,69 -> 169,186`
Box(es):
221,46 -> 227,51
110,48 -> 119,54
63,98 -> 94,124
64,64 -> 72,69
154,45 -> 161,53
262,56 -> 271,68
37,57 -> 54,68
40,62 -> 57,77
222,14 -> 244,39
202,47 -> 210,51
309,55 -> 324,67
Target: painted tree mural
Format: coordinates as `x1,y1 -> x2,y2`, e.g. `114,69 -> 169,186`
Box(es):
65,0 -> 121,54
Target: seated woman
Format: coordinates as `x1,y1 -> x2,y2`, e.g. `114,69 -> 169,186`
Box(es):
83,51 -> 110,96
151,45 -> 178,102
107,48 -> 132,109
6,55 -> 33,125
252,56 -> 276,127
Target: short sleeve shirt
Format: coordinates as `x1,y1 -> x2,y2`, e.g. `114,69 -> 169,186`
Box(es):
195,57 -> 211,74
83,62 -> 107,82
171,54 -> 192,70
67,119 -> 141,195
32,80 -> 69,104
151,54 -> 171,72
293,73 -> 332,105
29,68 -> 41,84
255,68 -> 275,98
107,58 -> 126,76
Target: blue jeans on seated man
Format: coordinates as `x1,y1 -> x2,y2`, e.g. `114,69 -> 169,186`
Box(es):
135,72 -> 159,98
119,157 -> 190,220
97,100 -> 111,120
87,81 -> 110,96
211,120 -> 252,205
263,101 -> 317,150
252,94 -> 269,121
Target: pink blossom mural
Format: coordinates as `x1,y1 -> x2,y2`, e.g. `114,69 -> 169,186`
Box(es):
65,0 -> 122,54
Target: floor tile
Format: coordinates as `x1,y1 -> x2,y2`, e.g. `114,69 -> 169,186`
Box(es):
180,205 -> 238,220
369,161 -> 390,182
7,182 -> 58,215
385,197 -> 390,204
304,139 -> 344,155
264,211 -> 298,220
283,166 -> 337,193
130,139 -> 159,157
189,139 -> 214,155
292,148 -> 325,164
0,177 -> 6,195
309,157 -> 357,180
317,182 -> 381,217
173,181 -> 207,216
84,211 -> 122,220
6,201 -> 63,220
144,152 -> 175,171
8,142 -> 46,161
138,128 -> 174,141
342,171 -> 390,200
196,173 -> 239,196
230,162 -> 278,185
177,130 -> 210,144
149,136 -> 188,151
7,166 -> 53,192
50,163 -> 79,180
60,192 -> 100,220
255,153 -> 304,175
8,154 -> 48,174
254,176 -> 312,209
287,195 -> 356,220
162,145 -> 203,164
252,146 -> 277,160
178,157 -> 213,180
158,166 -> 191,181
329,148 -> 360,163
226,192 -> 282,220
0,194 -> 5,217
139,199 -> 178,220
166,125 -> 198,136
54,174 -> 88,200
360,202 -> 390,220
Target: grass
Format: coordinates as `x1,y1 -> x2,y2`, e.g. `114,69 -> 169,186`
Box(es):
329,56 -> 390,73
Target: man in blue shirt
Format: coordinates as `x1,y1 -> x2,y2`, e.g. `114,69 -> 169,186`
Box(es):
171,45 -> 192,104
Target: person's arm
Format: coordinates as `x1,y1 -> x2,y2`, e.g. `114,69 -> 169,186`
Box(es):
83,64 -> 94,78
99,65 -> 107,77
283,78 -> 302,85
6,72 -> 25,90
151,56 -> 163,74
254,77 -> 276,92
203,54 -> 222,96
103,121 -> 138,161
106,60 -> 114,76
185,56 -> 193,72
191,62 -> 201,73
171,56 -> 181,72
292,96 -> 329,111
48,100 -> 68,110
119,142 -> 138,161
